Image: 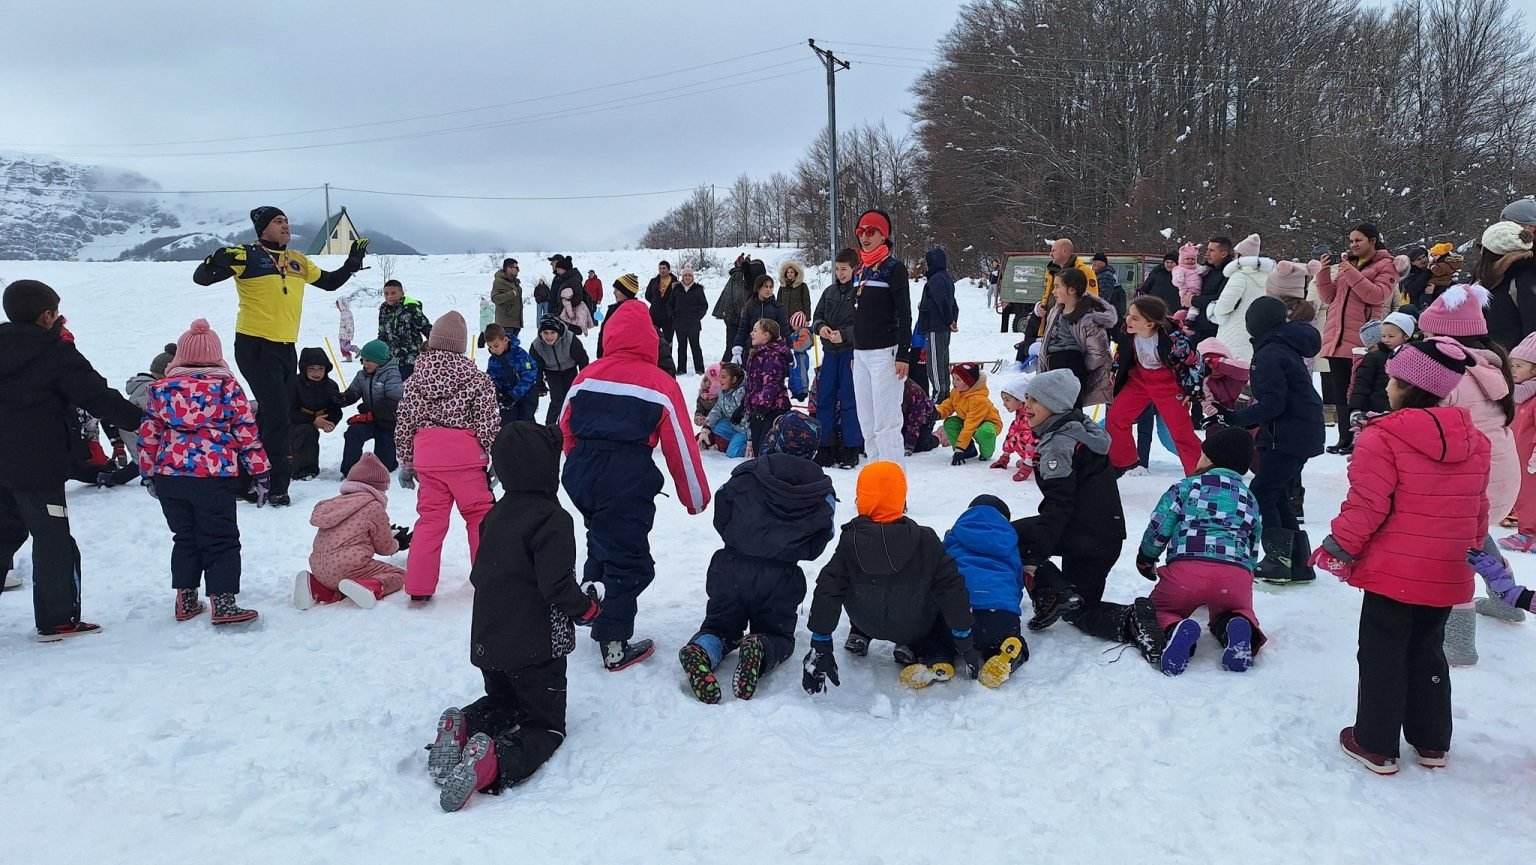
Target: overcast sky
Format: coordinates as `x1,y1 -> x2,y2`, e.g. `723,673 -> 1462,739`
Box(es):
0,0 -> 965,252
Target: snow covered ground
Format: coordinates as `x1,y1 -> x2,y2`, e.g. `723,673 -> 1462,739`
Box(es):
4,251 -> 1536,864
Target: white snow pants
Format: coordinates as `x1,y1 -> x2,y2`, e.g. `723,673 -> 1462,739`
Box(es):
853,346 -> 906,465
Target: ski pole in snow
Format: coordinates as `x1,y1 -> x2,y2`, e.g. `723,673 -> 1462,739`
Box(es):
325,338 -> 347,389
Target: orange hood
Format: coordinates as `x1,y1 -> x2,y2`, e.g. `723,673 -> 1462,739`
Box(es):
856,460 -> 907,523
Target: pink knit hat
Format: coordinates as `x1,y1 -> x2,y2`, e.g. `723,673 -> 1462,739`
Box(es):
1265,260 -> 1308,299
1512,332 -> 1536,366
1417,283 -> 1490,337
427,310 -> 468,354
1178,242 -> 1198,263
345,452 -> 392,491
1385,337 -> 1473,400
1233,233 -> 1261,258
171,318 -> 224,368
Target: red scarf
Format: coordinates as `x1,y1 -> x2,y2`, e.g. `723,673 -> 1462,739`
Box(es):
858,244 -> 890,270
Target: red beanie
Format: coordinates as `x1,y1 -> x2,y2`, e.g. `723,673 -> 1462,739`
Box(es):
951,361 -> 980,388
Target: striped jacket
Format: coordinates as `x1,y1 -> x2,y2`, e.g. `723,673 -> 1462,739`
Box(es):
1139,468 -> 1262,570
559,300 -> 710,514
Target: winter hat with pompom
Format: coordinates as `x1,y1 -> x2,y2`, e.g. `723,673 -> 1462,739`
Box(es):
951,361 -> 981,388
1430,242 -> 1455,259
1266,260 -> 1308,299
1386,337 -> 1474,400
1511,332 -> 1536,366
345,452 -> 392,492
427,311 -> 468,354
172,318 -> 225,368
1418,283 -> 1490,337
1482,221 -> 1534,256
1178,242 -> 1199,263
1233,233 -> 1261,258
1382,311 -> 1417,341
150,342 -> 178,377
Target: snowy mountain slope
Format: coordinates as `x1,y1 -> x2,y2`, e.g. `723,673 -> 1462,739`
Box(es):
3,252 -> 1535,864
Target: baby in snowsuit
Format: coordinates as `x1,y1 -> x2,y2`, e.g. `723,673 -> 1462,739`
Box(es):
294,452 -> 411,609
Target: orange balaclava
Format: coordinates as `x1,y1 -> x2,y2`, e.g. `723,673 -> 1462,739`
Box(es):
856,460 -> 906,524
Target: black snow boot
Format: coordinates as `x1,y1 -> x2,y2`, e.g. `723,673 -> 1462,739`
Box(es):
1289,529 -> 1317,583
1027,586 -> 1084,631
1124,598 -> 1166,667
603,639 -> 656,672
1289,483 -> 1306,525
814,447 -> 837,469
844,628 -> 870,656
1254,527 -> 1298,584
836,446 -> 861,470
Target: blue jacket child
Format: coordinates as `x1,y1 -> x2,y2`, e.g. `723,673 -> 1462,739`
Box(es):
484,324 -> 540,424
943,494 -> 1028,684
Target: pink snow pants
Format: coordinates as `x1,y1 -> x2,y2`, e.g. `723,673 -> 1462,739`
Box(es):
1148,559 -> 1260,631
1107,365 -> 1203,475
405,428 -> 494,597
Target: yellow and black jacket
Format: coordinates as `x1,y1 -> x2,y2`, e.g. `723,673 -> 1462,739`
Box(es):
194,243 -> 353,343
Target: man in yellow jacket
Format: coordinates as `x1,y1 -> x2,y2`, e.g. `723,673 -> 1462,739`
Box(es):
1024,238 -> 1099,342
193,206 -> 367,506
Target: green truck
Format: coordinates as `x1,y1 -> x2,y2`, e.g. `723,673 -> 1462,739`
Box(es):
995,251 -> 1164,332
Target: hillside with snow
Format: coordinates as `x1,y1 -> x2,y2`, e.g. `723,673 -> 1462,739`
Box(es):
3,251 -> 1535,864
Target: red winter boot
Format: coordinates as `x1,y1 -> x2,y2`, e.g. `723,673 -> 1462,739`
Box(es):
440,733 -> 499,812
292,570 -> 343,610
338,577 -> 386,609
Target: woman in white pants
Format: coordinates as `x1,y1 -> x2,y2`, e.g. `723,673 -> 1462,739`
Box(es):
849,209 -> 914,464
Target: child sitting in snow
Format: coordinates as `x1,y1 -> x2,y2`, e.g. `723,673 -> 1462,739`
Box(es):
340,340 -> 404,476
694,362 -> 722,425
802,460 -> 979,693
428,422 -> 602,813
1498,332 -> 1536,553
1311,338 -> 1489,775
294,453 -> 412,609
289,347 -> 342,482
697,362 -> 748,458
483,323 -> 540,425
138,318 -> 270,626
1347,313 -> 1414,436
990,378 -> 1038,481
901,377 -> 939,455
936,361 -> 1003,466
743,318 -> 796,457
943,494 -> 1028,688
395,311 -> 501,603
678,412 -> 835,703
1136,427 -> 1265,676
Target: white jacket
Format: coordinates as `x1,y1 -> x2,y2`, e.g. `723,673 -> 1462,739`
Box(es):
1207,256 -> 1275,361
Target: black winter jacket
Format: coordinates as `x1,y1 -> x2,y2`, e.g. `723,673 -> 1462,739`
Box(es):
673,281 -> 709,334
470,422 -> 592,670
1191,262 -> 1228,341
1231,321 -> 1325,458
707,454 -> 834,617
1485,256 -> 1536,352
734,296 -> 790,351
853,253 -> 914,363
1018,411 -> 1125,565
1138,266 -> 1181,312
1348,346 -> 1393,415
0,321 -> 143,490
811,279 -> 858,354
915,248 -> 958,333
1400,266 -> 1432,309
290,346 -> 342,426
644,275 -> 678,327
808,515 -> 973,645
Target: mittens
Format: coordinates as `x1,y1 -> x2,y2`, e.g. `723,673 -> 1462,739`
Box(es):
801,638 -> 839,694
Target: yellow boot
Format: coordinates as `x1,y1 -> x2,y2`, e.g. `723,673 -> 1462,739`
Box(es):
979,637 -> 1025,689
899,662 -> 956,689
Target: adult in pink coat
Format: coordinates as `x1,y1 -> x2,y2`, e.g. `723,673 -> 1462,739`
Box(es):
1315,224 -> 1398,453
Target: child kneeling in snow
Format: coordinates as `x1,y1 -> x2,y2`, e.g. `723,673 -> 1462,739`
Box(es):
802,460 -> 979,693
294,453 -> 412,609
138,319 -> 270,626
990,378 -> 1037,482
1136,427 -> 1265,676
427,422 -> 601,812
943,495 -> 1028,688
678,412 -> 835,703
936,361 -> 1003,465
1310,339 -> 1489,775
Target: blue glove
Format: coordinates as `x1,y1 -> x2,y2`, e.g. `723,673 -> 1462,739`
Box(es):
1468,548 -> 1524,606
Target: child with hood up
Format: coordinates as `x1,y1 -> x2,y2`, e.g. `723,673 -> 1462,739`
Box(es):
936,361 -> 1003,465
288,346 -> 342,481
990,377 -> 1038,482
943,494 -> 1027,688
678,412 -> 835,703
395,311 -> 501,602
802,460 -> 979,692
138,319 -> 271,626
294,452 -> 412,609
694,362 -> 723,425
1172,243 -> 1202,309
427,422 -> 602,813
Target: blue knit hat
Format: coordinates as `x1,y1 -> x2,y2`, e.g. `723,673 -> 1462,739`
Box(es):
763,411 -> 820,459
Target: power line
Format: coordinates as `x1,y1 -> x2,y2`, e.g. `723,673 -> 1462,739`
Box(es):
4,43 -> 803,150
0,182 -> 700,204
0,185 -> 318,195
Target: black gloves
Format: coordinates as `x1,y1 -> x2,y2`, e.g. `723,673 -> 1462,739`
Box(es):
392,524 -> 413,550
802,639 -> 840,694
951,441 -> 979,466
954,633 -> 982,680
1135,553 -> 1159,580
344,237 -> 370,272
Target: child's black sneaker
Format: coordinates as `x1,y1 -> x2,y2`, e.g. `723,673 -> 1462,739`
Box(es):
678,642 -> 721,704
1161,618 -> 1200,676
267,493 -> 292,508
409,595 -> 433,604
836,447 -> 861,470
603,639 -> 655,672
210,593 -> 258,625
892,644 -> 918,665
732,635 -> 766,700
843,631 -> 870,657
814,447 -> 836,468
174,588 -> 206,622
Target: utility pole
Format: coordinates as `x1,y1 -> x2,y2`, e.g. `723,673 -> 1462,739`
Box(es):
323,182 -> 331,228
809,39 -> 850,259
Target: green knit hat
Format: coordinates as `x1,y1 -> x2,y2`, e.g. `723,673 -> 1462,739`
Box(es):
360,340 -> 390,364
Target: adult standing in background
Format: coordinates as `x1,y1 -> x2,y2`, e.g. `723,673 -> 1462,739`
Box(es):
1473,220 -> 1536,352
713,254 -> 751,362
584,269 -> 604,310
1315,224 -> 1397,454
1188,236 -> 1233,342
193,206 -> 367,507
645,261 -> 679,347
1138,252 -> 1181,311
916,247 -> 959,402
850,209 -> 913,464
491,258 -> 524,336
1092,252 -> 1126,323
673,264 -> 708,374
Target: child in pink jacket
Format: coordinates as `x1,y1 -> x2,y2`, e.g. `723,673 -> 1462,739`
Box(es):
395,311 -> 501,602
989,378 -> 1037,482
294,453 -> 413,609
